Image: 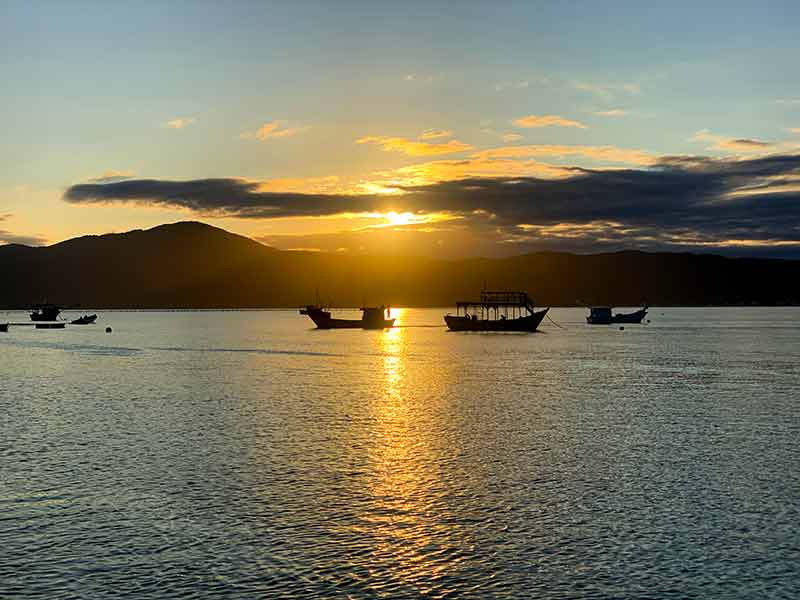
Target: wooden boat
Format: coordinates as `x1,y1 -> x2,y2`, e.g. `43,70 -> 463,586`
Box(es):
30,303 -> 61,321
71,314 -> 98,325
586,306 -> 648,325
35,322 -> 65,329
301,305 -> 395,329
444,291 -> 549,332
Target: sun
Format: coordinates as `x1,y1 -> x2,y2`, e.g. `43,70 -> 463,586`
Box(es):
384,211 -> 417,226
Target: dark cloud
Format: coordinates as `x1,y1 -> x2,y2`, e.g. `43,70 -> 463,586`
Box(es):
63,154 -> 800,256
64,178 -> 388,218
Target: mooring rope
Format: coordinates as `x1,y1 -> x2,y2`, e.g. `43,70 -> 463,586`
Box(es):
546,312 -> 567,329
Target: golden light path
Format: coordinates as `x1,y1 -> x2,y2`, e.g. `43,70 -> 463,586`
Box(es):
352,310 -> 462,594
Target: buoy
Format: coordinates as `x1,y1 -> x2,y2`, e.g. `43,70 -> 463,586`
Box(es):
105,327 -> 112,333
619,326 -> 625,331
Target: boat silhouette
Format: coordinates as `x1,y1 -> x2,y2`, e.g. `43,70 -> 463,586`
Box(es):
444,291 -> 549,332
300,305 -> 395,329
70,314 -> 98,325
586,306 -> 648,324
30,303 -> 61,321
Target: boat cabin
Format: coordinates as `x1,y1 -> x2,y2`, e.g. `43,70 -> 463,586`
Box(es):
455,291 -> 535,321
587,307 -> 613,324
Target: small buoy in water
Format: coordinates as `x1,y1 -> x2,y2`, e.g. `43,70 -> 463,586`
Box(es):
647,319 -> 651,324
619,326 -> 625,331
105,327 -> 112,333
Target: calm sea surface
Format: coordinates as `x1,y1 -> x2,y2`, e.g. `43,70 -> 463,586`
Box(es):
1,308 -> 799,599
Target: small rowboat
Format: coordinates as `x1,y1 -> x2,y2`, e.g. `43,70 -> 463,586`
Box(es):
71,314 -> 98,325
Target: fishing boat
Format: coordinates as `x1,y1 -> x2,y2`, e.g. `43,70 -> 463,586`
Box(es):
30,303 -> 61,322
444,291 -> 549,332
586,306 -> 648,325
71,314 -> 98,325
301,305 -> 395,329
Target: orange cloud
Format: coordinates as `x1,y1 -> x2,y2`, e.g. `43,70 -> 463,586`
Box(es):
165,117 -> 195,129
513,114 -> 587,129
241,120 -> 307,141
390,156 -> 571,185
356,136 -> 472,156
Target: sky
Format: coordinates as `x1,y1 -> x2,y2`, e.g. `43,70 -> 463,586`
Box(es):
3,0 -> 800,257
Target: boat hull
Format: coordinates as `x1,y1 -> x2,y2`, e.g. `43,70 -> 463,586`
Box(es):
71,315 -> 98,325
444,308 -> 549,332
302,307 -> 395,329
587,308 -> 647,325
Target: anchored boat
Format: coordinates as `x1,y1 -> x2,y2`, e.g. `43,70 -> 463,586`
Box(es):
71,314 -> 98,325
444,291 -> 549,332
30,303 -> 61,322
301,305 -> 395,329
586,306 -> 648,325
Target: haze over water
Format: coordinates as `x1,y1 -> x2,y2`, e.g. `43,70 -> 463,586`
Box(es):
2,308 -> 799,598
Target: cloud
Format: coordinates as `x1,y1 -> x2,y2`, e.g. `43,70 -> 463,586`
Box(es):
593,109 -> 628,117
690,130 -> 776,153
501,133 -> 524,142
418,129 -> 453,141
513,114 -> 587,129
789,128 -> 800,134
472,144 -> 656,166
776,99 -> 800,105
165,118 -> 195,129
87,170 -> 136,184
356,136 -> 472,156
0,230 -> 47,246
62,153 -> 800,256
240,120 -> 307,141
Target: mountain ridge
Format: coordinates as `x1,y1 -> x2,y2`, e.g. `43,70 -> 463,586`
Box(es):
2,221 -> 799,308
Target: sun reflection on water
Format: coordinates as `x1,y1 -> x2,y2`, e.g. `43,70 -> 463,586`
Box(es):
351,311 -> 464,594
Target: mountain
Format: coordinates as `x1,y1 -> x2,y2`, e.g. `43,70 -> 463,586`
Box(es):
2,221 -> 800,308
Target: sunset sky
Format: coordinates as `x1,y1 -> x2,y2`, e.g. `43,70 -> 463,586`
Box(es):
3,1 -> 800,257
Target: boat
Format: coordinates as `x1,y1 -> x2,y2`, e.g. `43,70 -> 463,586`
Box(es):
444,291 -> 549,332
30,303 -> 61,321
301,305 -> 395,329
586,306 -> 648,325
0,323 -> 8,333
71,314 -> 98,325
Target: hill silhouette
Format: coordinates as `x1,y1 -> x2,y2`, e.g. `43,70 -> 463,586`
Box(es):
1,221 -> 799,308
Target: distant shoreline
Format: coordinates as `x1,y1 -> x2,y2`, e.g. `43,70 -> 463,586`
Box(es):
3,305 -> 800,311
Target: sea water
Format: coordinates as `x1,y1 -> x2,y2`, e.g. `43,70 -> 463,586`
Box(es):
1,308 -> 798,598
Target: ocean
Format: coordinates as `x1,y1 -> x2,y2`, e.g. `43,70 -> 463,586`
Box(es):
1,308 -> 798,598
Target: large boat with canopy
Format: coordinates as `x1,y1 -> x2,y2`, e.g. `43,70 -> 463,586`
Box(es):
444,291 -> 549,332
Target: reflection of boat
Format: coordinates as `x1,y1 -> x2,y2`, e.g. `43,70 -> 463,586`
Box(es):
301,305 -> 395,329
71,314 -> 98,325
586,306 -> 648,325
30,304 -> 61,321
444,291 -> 549,332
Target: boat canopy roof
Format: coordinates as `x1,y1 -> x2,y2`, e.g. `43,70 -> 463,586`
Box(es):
589,307 -> 612,316
457,291 -> 533,309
